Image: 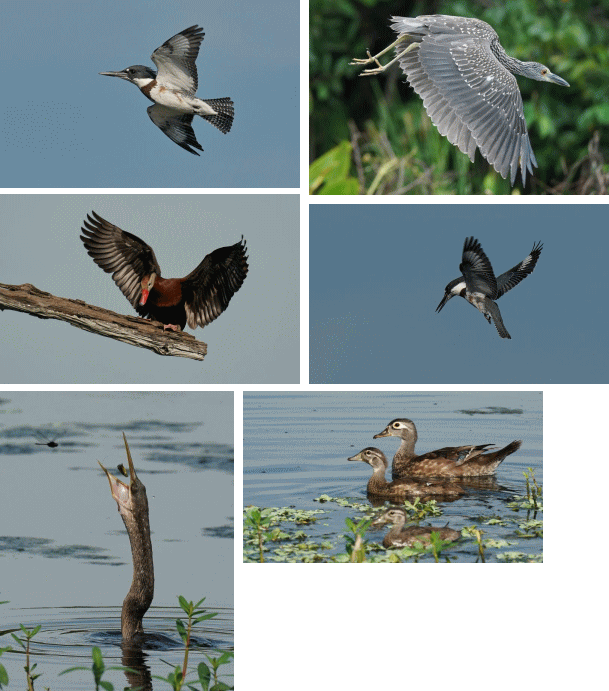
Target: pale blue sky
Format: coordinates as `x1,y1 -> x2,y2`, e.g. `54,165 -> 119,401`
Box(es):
310,204 -> 609,384
0,194 -> 299,384
0,0 -> 298,188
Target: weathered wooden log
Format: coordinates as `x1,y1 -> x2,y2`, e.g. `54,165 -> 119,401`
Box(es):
0,282 -> 207,361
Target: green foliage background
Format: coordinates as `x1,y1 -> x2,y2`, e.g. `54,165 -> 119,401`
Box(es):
310,0 -> 609,194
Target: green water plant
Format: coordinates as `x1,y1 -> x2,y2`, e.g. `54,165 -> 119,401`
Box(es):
344,516 -> 373,562
244,505 -> 327,562
152,595 -> 232,691
10,624 -> 43,691
60,645 -> 135,691
0,646 -> 10,690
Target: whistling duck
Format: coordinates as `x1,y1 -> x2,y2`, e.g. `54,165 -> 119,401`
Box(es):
373,418 -> 522,479
348,448 -> 465,499
371,508 -> 461,548
80,211 -> 248,331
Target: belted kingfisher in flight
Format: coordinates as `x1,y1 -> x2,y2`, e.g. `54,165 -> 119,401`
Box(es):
100,25 -> 234,155
436,237 -> 543,339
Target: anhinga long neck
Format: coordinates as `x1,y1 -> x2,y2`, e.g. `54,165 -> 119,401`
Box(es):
100,434 -> 154,640
121,489 -> 154,639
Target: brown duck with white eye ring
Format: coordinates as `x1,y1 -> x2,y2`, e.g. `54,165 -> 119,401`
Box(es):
371,507 -> 461,548
373,419 -> 522,479
348,447 -> 464,499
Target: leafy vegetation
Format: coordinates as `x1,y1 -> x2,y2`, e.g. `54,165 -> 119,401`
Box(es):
244,476 -> 543,563
1,596 -> 232,690
310,0 -> 609,193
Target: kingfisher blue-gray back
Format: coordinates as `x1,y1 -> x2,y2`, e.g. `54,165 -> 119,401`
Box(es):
100,25 -> 234,155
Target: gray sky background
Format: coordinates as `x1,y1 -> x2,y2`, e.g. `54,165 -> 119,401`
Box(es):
0,194 -> 299,384
0,0 -> 298,188
310,204 -> 609,384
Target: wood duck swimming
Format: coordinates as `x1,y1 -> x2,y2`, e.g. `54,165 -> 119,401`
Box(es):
348,447 -> 465,499
371,508 -> 461,548
373,418 -> 522,479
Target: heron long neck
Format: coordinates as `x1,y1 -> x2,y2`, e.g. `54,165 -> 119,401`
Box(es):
490,43 -> 532,79
120,497 -> 154,640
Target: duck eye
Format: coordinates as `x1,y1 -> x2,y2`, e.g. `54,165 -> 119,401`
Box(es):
392,423 -> 400,429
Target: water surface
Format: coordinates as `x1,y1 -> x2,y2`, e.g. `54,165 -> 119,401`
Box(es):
244,391 -> 542,562
0,391 -> 234,689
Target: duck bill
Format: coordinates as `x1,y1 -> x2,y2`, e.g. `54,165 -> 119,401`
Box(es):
370,515 -> 390,528
373,428 -> 390,439
140,289 -> 149,306
348,452 -> 364,462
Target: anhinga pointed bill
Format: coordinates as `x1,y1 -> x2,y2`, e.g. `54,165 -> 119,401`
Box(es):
99,434 -> 154,640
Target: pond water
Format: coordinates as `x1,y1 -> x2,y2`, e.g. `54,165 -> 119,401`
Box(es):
0,391 -> 234,690
244,390 -> 542,563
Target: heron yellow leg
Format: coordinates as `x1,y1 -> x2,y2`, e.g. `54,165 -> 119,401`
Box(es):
351,40 -> 418,76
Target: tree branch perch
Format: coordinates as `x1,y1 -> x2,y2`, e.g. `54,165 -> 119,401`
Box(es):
0,282 -> 207,361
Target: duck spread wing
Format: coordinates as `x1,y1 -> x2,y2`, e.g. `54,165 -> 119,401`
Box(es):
80,211 -> 162,310
181,237 -> 248,329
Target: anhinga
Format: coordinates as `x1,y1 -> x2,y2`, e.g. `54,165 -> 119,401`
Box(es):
99,434 -> 154,640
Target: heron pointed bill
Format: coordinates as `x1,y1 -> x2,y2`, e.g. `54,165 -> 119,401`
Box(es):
545,71 -> 569,87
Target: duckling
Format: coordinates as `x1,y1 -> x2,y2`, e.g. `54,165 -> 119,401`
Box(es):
371,507 -> 461,548
374,418 -> 522,479
348,447 -> 464,499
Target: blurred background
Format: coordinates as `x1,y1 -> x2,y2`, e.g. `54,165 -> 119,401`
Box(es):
310,0 -> 609,194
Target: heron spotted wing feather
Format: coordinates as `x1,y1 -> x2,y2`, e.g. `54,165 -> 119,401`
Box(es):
182,238 -> 248,329
460,237 -> 497,298
151,25 -> 204,95
391,16 -> 536,185
80,212 -> 161,312
495,242 -> 543,299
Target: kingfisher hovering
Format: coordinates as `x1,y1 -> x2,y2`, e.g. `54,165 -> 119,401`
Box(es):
436,237 -> 543,339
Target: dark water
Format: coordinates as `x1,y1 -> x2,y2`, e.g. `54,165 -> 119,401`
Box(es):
244,391 -> 542,562
0,391 -> 234,689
